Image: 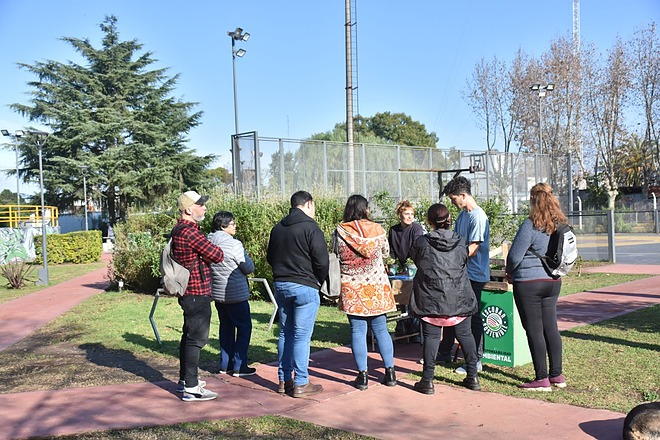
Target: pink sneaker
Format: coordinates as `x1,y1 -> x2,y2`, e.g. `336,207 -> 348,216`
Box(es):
519,377 -> 552,391
549,374 -> 567,388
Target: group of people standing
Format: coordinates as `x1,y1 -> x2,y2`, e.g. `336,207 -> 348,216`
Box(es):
169,175 -> 568,402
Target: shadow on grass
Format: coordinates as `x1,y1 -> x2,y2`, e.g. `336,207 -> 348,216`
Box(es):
80,342 -> 177,394
561,330 -> 660,351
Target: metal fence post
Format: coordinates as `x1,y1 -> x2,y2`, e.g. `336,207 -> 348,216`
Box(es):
362,143 -> 367,195
396,145 -> 402,200
607,209 -> 616,263
279,138 -> 285,199
149,288 -> 163,345
429,148 -> 434,201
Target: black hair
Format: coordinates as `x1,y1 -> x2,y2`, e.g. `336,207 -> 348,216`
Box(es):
290,190 -> 313,208
342,194 -> 369,222
443,175 -> 472,196
427,203 -> 451,230
211,211 -> 234,232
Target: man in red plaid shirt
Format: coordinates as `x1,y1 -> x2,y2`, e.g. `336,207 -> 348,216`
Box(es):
171,190 -> 224,402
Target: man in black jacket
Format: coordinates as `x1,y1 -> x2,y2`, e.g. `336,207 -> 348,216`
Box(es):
267,190 -> 329,398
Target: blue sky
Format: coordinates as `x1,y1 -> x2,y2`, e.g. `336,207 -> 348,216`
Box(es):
0,0 -> 658,195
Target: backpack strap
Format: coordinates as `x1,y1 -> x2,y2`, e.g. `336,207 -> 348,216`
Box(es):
168,223 -> 200,271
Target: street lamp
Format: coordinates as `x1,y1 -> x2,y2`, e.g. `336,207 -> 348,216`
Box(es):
227,27 -> 249,193
530,83 -> 555,154
19,130 -> 50,285
1,129 -> 22,223
79,165 -> 89,231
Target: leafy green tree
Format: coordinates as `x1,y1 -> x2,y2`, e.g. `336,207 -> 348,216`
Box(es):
205,166 -> 232,186
365,112 -> 438,147
10,16 -> 212,222
332,112 -> 438,147
0,189 -> 23,205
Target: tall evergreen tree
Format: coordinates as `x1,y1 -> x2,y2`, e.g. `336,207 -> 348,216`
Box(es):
11,16 -> 212,222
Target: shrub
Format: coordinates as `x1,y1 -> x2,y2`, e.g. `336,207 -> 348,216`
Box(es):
111,191 -> 344,299
35,230 -> 103,264
111,190 -> 521,299
0,261 -> 36,288
482,198 -> 524,247
111,212 -> 175,293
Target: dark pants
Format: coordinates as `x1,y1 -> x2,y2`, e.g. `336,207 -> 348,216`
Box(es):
438,280 -> 486,359
214,300 -> 253,372
422,317 -> 479,380
178,295 -> 212,387
513,280 -> 563,380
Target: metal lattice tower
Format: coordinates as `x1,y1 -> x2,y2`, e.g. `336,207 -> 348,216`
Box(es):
344,0 -> 359,193
572,0 -> 580,52
350,0 -> 359,130
573,0 -> 584,170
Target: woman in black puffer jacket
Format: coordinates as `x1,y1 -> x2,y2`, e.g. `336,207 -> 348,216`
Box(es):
409,203 -> 480,394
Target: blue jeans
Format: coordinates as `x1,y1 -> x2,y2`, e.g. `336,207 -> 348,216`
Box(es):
178,295 -> 212,387
214,300 -> 252,372
274,281 -> 320,386
348,314 -> 394,372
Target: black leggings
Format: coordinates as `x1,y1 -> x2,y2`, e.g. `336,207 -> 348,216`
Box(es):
513,280 -> 563,380
438,280 -> 485,359
421,317 -> 478,380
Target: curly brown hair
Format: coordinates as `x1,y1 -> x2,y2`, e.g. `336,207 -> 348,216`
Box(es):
395,200 -> 415,219
529,183 -> 568,233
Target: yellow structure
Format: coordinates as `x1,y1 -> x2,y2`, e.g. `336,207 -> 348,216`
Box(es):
0,205 -> 59,229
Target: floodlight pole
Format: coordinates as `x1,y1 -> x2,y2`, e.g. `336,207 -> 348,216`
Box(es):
32,131 -> 50,285
530,83 -> 555,155
227,27 -> 249,194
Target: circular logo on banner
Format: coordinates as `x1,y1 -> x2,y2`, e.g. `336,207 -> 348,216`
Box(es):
482,305 -> 509,339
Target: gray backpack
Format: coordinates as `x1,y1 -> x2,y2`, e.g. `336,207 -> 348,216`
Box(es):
160,225 -> 198,296
160,237 -> 190,296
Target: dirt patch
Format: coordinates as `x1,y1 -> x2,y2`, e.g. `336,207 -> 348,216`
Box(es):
0,332 -> 196,394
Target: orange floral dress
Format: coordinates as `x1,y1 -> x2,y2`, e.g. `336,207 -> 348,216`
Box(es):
335,219 -> 396,317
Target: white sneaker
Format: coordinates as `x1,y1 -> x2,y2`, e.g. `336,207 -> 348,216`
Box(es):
176,379 -> 206,393
182,384 -> 217,402
454,361 -> 482,375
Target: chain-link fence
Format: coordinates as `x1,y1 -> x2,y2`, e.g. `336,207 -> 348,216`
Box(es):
232,135 -> 566,210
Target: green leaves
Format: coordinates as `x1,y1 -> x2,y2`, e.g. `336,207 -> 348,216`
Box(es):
10,15 -> 206,219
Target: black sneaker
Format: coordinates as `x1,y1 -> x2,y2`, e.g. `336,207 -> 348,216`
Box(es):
231,365 -> 257,377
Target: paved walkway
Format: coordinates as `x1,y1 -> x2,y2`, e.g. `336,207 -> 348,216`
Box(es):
0,259 -> 659,440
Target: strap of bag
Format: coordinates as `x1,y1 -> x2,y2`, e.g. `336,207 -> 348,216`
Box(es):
169,223 -> 200,271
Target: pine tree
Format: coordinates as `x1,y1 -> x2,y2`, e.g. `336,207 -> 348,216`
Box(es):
11,15 -> 212,221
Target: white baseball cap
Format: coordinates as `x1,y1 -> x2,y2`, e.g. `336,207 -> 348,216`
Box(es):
177,191 -> 210,211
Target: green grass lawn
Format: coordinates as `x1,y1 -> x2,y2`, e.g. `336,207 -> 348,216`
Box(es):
40,268 -> 658,415
4,266 -> 658,439
41,415 -> 375,440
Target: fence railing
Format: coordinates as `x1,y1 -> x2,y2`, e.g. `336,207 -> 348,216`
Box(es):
0,205 -> 60,229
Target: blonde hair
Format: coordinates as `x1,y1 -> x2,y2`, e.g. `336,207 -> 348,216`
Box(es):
395,200 -> 415,218
529,183 -> 567,233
